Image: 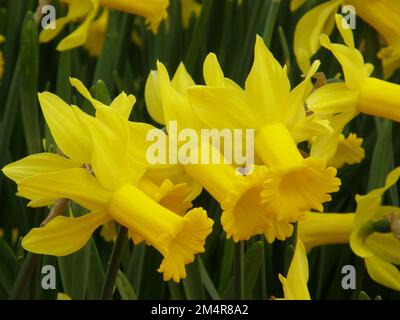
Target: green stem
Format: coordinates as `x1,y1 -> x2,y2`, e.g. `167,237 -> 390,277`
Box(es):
233,241 -> 244,300
9,253 -> 40,300
101,225 -> 128,300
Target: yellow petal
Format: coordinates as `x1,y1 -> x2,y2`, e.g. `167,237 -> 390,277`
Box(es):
171,63 -> 196,93
286,60 -> 321,129
350,193 -> 381,258
157,61 -> 203,131
188,86 -> 258,130
245,35 -> 290,124
18,168 -> 111,211
39,0 -> 94,44
38,92 -> 92,163
366,233 -> 400,266
57,1 -> 99,51
2,153 -> 81,183
84,9 -> 108,57
365,255 -> 400,291
290,0 -> 307,11
99,0 -> 169,33
86,117 -> 137,190
279,240 -> 311,300
57,293 -> 72,300
110,91 -> 136,119
320,15 -> 372,90
145,70 -> 166,125
293,0 -> 341,73
203,53 -> 225,87
22,211 -> 110,256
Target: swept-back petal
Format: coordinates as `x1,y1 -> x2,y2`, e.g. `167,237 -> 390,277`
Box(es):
22,211 -> 110,256
18,168 -> 111,211
2,153 -> 80,183
293,0 -> 341,73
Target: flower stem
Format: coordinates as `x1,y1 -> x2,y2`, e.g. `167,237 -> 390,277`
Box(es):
233,241 -> 244,300
9,253 -> 40,300
100,225 -> 128,300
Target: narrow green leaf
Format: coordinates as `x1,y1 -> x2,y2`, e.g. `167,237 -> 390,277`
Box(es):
198,257 -> 221,300
20,11 -> 41,154
116,270 -> 138,300
183,256 -> 205,299
0,237 -> 16,294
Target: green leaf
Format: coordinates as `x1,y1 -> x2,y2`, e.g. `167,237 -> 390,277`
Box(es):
222,241 -> 264,299
198,257 -> 221,300
183,256 -> 205,299
0,238 -> 16,295
20,11 -> 41,154
116,270 -> 137,300
368,119 -> 394,190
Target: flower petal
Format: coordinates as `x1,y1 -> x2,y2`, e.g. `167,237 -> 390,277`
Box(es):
293,0 -> 341,73
2,153 -> 80,183
22,211 -> 110,256
279,240 -> 311,300
365,255 -> 400,291
18,168 -> 111,211
38,92 -> 92,163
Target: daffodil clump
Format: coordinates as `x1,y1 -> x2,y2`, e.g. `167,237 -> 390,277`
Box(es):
2,0 -> 400,301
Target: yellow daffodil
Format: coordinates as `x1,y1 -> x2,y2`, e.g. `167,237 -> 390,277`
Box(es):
278,240 -> 311,300
181,0 -> 201,28
2,80 -> 212,283
147,62 -> 282,242
327,133 -> 365,168
39,0 -> 169,51
185,37 -> 340,228
145,40 -> 340,243
0,34 -> 5,79
298,167 -> 400,291
293,0 -> 400,78
308,15 -> 400,160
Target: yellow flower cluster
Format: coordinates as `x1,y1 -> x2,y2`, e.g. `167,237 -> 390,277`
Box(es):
3,2 -> 400,299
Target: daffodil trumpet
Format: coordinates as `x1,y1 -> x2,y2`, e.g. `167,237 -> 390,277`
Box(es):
298,167 -> 400,291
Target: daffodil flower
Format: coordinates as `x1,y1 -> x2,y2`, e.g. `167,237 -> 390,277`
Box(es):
292,0 -> 400,78
278,240 -> 311,300
185,37 -> 340,227
2,80 -> 212,283
147,62 -> 282,242
308,15 -> 400,160
298,167 -> 400,291
145,42 -> 340,243
39,0 -> 169,51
